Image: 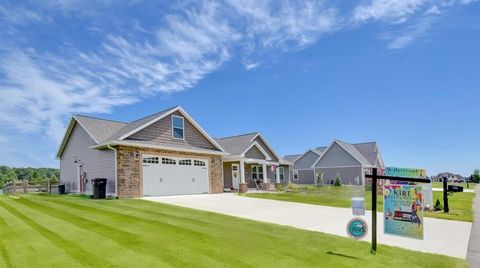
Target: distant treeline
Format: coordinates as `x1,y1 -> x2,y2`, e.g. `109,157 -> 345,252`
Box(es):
0,166 -> 59,188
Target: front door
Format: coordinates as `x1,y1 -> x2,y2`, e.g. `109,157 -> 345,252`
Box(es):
231,163 -> 240,189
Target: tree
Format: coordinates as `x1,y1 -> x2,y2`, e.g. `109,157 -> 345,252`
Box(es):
0,169 -> 17,188
49,174 -> 59,183
334,176 -> 342,186
472,169 -> 480,183
30,171 -> 43,183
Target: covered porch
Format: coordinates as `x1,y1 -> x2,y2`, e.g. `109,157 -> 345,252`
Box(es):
223,157 -> 288,192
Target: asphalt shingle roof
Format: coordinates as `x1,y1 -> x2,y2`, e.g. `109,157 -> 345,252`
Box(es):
215,132 -> 259,156
283,154 -> 302,163
74,115 -> 127,143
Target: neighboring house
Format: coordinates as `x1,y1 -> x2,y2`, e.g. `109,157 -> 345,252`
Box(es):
216,133 -> 292,190
431,172 -> 464,182
57,106 -> 227,198
286,140 -> 385,185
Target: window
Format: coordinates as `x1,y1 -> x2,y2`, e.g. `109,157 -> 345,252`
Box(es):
293,170 -> 299,180
143,157 -> 159,164
278,167 -> 284,181
162,157 -> 176,165
194,160 -> 206,166
172,115 -> 185,140
251,165 -> 264,182
179,159 -> 191,166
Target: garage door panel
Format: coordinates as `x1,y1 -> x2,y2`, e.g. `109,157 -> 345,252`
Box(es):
142,155 -> 209,196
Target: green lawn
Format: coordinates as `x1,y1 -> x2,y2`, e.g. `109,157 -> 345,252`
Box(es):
431,182 -> 477,189
244,186 -> 475,222
0,194 -> 467,267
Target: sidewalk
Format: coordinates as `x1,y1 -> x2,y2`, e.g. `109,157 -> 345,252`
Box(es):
145,193 -> 471,259
467,185 -> 480,267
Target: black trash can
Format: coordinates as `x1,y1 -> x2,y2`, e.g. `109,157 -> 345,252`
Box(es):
58,185 -> 66,194
92,178 -> 107,199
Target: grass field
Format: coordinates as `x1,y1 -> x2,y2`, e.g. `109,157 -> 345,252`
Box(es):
244,185 -> 475,222
0,194 -> 467,267
431,182 -> 476,189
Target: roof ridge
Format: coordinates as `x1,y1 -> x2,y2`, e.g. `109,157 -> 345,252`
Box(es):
352,141 -> 377,145
126,106 -> 179,124
75,114 -> 127,124
216,132 -> 259,140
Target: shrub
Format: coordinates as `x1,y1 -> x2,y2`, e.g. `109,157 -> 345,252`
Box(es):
275,183 -> 285,192
334,176 -> 342,186
434,198 -> 443,211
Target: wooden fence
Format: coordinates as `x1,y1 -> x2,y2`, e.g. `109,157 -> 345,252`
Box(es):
2,180 -> 59,195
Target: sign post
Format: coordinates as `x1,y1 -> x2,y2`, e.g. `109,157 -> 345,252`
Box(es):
366,168 -> 431,254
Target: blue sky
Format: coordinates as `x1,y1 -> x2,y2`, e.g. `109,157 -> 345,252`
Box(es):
0,0 -> 479,176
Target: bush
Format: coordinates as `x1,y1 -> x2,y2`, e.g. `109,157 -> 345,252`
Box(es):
286,182 -> 317,193
275,183 -> 285,192
334,176 -> 342,186
434,198 -> 443,211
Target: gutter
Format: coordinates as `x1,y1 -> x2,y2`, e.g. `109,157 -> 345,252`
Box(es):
107,144 -> 118,198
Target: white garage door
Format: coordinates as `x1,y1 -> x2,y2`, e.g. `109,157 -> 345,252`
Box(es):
142,155 -> 209,196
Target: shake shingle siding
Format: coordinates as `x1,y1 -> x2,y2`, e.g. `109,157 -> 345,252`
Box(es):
245,146 -> 266,159
127,111 -> 216,150
253,137 -> 279,162
60,123 -> 115,194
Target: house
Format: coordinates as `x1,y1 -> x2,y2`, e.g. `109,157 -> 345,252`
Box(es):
57,106 -> 228,198
431,172 -> 465,182
216,133 -> 291,192
285,140 -> 385,185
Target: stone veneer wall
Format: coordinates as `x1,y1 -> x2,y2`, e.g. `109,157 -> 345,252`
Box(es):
116,145 -> 223,198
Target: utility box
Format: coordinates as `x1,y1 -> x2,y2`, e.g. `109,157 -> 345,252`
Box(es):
92,178 -> 107,199
448,185 -> 463,192
58,185 -> 66,194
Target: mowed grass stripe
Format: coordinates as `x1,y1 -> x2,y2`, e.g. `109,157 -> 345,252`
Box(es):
0,195 -> 468,268
0,198 -> 109,267
14,196 -> 191,267
38,195 -> 335,266
35,196 -> 326,267
35,196 -> 270,267
0,205 -> 80,267
0,216 -> 13,268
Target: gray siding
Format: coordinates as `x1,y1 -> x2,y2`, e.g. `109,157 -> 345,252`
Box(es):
315,167 -> 363,185
253,137 -> 279,162
293,151 -> 320,169
291,169 -> 315,184
245,146 -> 266,159
127,111 -> 217,150
315,143 -> 361,167
60,122 -> 115,195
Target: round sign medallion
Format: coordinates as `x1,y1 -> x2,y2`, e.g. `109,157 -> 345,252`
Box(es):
346,217 -> 368,240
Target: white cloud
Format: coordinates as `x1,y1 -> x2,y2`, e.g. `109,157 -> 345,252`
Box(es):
353,0 -> 429,24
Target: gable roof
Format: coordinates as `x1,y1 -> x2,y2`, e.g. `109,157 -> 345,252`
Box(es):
57,106 -> 226,158
216,132 -> 288,164
311,140 -> 380,168
284,154 -> 302,163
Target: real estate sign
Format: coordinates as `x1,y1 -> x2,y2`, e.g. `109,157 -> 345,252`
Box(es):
383,184 -> 424,239
385,167 -> 427,178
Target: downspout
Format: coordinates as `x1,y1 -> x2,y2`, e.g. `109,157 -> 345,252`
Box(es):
107,144 -> 118,198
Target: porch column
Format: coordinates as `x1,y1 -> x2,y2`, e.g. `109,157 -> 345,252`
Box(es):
276,166 -> 280,183
240,159 -> 246,184
262,163 -> 267,183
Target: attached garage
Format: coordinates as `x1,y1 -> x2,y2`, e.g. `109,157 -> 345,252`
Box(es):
142,155 -> 209,196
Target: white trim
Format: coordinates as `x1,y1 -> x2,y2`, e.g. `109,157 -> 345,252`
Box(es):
171,115 -> 185,140
248,133 -> 282,161
240,142 -> 271,160
92,141 -> 229,156
117,106 -> 225,153
291,168 -> 316,171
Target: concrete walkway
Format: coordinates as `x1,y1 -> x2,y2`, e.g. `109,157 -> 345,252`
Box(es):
467,185 -> 480,267
144,193 -> 471,259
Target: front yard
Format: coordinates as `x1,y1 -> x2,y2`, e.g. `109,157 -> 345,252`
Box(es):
244,185 -> 475,222
0,194 -> 467,267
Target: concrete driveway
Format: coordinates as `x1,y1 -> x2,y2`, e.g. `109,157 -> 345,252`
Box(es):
144,193 -> 471,259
